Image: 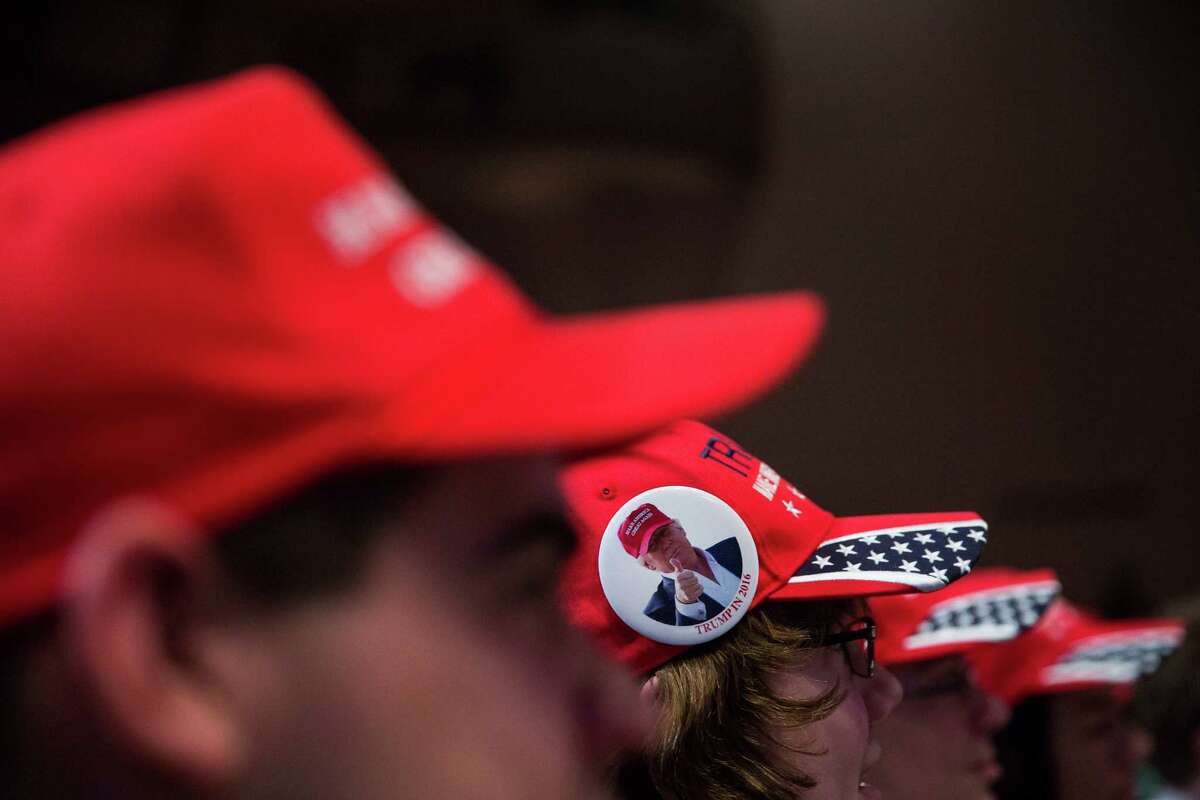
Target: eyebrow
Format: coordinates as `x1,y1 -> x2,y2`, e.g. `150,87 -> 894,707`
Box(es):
477,509 -> 579,562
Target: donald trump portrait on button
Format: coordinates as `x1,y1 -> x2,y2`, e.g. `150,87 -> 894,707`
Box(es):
619,503 -> 743,627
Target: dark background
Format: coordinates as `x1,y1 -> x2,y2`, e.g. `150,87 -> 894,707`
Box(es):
6,1 -> 1197,614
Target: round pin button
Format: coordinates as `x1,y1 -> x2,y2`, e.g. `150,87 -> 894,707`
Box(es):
597,485 -> 759,646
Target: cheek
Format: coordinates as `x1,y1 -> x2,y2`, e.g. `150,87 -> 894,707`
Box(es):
873,702 -> 975,780
259,564 -> 586,799
879,703 -> 956,755
920,700 -> 975,742
830,685 -> 872,757
800,688 -> 873,794
769,658 -> 871,792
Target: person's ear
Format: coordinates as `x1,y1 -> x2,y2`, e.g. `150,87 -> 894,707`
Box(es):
59,497 -> 245,788
640,674 -> 661,710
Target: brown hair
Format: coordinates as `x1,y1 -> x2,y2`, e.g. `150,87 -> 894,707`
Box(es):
0,461 -> 424,788
646,600 -> 854,799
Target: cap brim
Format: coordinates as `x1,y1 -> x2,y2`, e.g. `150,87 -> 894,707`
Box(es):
969,603 -> 1186,704
391,291 -> 825,456
874,569 -> 1061,665
0,292 -> 821,629
770,511 -> 988,601
1037,623 -> 1186,691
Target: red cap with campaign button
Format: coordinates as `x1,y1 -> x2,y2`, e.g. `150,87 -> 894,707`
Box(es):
0,67 -> 827,627
559,420 -> 990,674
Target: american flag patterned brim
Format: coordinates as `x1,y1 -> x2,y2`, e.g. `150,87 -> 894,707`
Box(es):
873,567 -> 1062,665
1042,627 -> 1184,687
773,511 -> 987,601
969,599 -> 1187,704
904,579 -> 1060,650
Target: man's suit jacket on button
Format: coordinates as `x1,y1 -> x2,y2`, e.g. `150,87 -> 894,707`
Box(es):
642,537 -> 742,626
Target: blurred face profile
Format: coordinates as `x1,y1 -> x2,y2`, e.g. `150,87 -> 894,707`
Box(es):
235,459 -> 647,800
1049,689 -> 1139,800
767,628 -> 904,799
641,523 -> 695,572
868,655 -> 1009,800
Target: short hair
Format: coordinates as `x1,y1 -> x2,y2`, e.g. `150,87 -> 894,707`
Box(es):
211,461 -> 425,608
1135,614 -> 1200,786
645,599 -> 855,799
636,521 -> 681,569
0,608 -> 57,785
0,461 -> 423,780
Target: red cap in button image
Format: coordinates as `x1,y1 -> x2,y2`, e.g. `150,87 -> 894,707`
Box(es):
558,419 -> 990,674
873,567 -> 1061,666
0,67 -> 827,627
618,504 -> 674,559
967,598 -> 1185,705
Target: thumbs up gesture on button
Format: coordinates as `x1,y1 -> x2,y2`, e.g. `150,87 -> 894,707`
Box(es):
672,557 -> 703,604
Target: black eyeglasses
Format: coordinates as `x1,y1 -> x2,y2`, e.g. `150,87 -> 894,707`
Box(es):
824,616 -> 877,678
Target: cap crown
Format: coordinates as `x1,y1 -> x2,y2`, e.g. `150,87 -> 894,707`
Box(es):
617,503 -> 673,558
1,66 -> 837,629
0,68 -> 531,622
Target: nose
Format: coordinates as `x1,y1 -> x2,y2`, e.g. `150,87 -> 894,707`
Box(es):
567,629 -> 655,761
1130,725 -> 1153,763
1114,719 -> 1142,769
969,686 -> 1011,733
865,663 -> 904,723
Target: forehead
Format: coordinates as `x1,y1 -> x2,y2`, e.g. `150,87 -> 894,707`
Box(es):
647,522 -> 684,545
1055,688 -> 1122,716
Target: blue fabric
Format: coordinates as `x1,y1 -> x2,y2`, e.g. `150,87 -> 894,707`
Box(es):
642,537 -> 742,626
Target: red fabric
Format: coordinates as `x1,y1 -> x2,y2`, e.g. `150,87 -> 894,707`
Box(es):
0,68 -> 827,626
967,599 -> 1185,704
558,420 -> 986,674
617,503 -> 673,559
872,567 -> 1060,665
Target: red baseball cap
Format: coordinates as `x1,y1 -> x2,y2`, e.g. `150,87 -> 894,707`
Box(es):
0,67 -> 827,627
559,420 -> 989,674
618,503 -> 675,559
967,599 -> 1185,705
873,567 -> 1061,666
